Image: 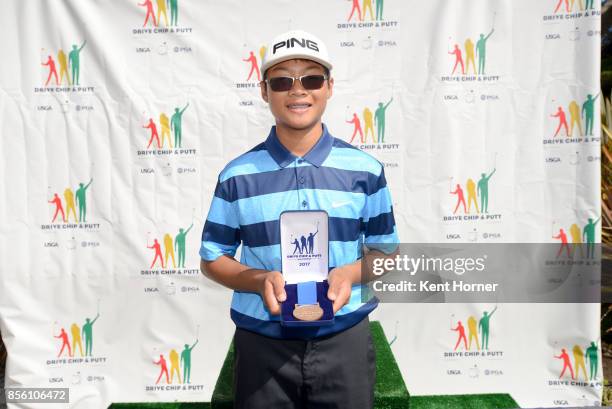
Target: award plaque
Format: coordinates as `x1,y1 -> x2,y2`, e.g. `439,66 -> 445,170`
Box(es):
279,210 -> 334,327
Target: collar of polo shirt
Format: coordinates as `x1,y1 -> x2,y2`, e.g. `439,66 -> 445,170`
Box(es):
264,124 -> 334,168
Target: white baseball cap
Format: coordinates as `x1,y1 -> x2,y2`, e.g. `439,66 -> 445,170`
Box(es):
261,30 -> 332,76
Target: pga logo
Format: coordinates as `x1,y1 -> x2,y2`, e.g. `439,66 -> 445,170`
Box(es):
273,38 -> 319,54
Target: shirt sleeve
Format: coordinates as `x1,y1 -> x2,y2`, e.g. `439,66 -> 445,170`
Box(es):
362,166 -> 399,253
199,177 -> 241,261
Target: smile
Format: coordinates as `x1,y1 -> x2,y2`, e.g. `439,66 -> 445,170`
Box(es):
287,103 -> 312,112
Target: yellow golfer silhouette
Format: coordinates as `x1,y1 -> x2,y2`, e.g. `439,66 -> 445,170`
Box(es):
70,323 -> 84,357
466,178 -> 479,214
573,344 -> 587,381
156,0 -> 169,27
169,348 -> 182,384
58,49 -> 71,85
160,113 -> 172,148
64,188 -> 78,223
467,315 -> 480,351
164,233 -> 176,269
363,0 -> 374,21
568,100 -> 583,137
363,107 -> 376,143
569,223 -> 583,257
464,38 -> 477,75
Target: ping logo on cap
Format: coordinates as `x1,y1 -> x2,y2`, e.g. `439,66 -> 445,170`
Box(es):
272,38 -> 319,54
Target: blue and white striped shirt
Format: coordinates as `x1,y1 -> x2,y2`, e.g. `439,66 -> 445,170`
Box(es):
200,124 -> 398,339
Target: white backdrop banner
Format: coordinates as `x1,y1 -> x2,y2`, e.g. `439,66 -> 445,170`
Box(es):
0,0 -> 603,408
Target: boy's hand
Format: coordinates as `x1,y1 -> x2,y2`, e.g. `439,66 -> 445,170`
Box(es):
327,267 -> 353,313
260,270 -> 286,315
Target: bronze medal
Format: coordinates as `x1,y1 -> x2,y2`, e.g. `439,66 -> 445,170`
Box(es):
293,304 -> 324,321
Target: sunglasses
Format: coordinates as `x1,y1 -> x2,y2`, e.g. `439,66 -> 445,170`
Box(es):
265,74 -> 328,92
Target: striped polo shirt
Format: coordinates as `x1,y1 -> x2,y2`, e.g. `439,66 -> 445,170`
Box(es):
200,124 -> 398,339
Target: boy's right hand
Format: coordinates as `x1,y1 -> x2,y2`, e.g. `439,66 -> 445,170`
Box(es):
260,271 -> 286,315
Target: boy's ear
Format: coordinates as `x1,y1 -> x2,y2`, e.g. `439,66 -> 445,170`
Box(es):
327,77 -> 334,99
260,81 -> 269,103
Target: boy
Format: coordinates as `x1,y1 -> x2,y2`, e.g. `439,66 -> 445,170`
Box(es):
200,30 -> 397,408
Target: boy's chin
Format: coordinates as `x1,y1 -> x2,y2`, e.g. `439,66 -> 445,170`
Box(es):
277,119 -> 322,132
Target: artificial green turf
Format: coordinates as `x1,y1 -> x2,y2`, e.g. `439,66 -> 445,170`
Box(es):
209,341 -> 234,409
410,393 -> 519,409
370,321 -> 411,408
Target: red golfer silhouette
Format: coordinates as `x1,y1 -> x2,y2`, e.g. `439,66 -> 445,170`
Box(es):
551,106 -> 569,137
555,348 -> 575,379
49,193 -> 66,223
154,354 -> 170,384
347,0 -> 362,22
55,328 -> 72,358
452,320 -> 468,351
451,184 -> 467,214
144,118 -> 161,149
449,44 -> 465,76
553,228 -> 571,258
139,0 -> 157,27
42,55 -> 59,86
243,51 -> 261,82
554,0 -> 570,13
148,238 -> 164,269
347,113 -> 364,144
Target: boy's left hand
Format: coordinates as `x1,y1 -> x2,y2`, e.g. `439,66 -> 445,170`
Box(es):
327,267 -> 353,313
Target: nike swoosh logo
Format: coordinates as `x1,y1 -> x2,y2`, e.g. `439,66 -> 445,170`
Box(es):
331,200 -> 352,208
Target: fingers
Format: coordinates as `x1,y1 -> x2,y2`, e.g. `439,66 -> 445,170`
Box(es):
333,284 -> 351,313
271,272 -> 287,302
263,279 -> 280,315
329,279 -> 351,314
263,271 -> 285,315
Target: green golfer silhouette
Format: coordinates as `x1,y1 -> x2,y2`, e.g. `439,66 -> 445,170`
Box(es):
374,98 -> 393,144
583,217 -> 600,258
478,306 -> 497,350
181,339 -> 198,383
585,341 -> 598,380
375,0 -> 384,20
475,29 -> 494,75
582,93 -> 599,136
82,313 -> 100,356
75,178 -> 93,223
68,41 -> 87,86
171,103 -> 189,148
175,223 -> 193,268
169,0 -> 179,26
477,169 -> 495,213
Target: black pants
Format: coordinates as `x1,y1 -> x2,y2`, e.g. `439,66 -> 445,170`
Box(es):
233,317 -> 375,409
